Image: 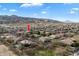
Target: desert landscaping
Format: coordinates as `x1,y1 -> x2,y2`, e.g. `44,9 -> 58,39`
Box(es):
0,15 -> 79,56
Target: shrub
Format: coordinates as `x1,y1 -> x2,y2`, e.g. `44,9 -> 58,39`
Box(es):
34,50 -> 56,56
71,42 -> 79,47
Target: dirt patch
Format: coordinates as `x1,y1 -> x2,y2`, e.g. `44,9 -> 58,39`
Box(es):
0,44 -> 17,56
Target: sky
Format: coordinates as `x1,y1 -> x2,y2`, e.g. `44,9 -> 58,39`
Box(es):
0,3 -> 79,22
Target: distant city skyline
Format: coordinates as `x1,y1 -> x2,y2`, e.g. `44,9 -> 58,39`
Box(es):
0,3 -> 79,22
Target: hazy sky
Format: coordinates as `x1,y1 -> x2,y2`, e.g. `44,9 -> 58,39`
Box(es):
0,3 -> 79,22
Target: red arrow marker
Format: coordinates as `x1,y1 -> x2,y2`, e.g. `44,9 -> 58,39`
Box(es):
27,23 -> 30,32
16,19 -> 19,23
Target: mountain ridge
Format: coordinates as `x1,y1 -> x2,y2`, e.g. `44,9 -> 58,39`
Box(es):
0,15 -> 61,23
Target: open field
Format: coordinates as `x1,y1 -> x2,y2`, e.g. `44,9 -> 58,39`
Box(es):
0,22 -> 77,56
0,17 -> 79,56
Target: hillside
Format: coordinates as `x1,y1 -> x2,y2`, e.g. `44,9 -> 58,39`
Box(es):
0,15 -> 61,24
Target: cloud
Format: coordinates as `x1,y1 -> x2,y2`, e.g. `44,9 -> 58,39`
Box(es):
69,8 -> 79,14
9,9 -> 17,12
70,10 -> 75,14
20,3 -> 43,7
33,13 -> 37,16
41,11 -> 47,14
72,8 -> 79,11
46,6 -> 51,9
